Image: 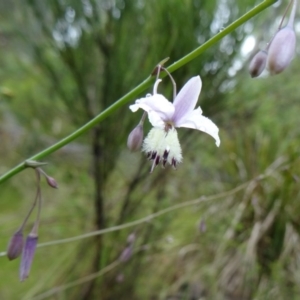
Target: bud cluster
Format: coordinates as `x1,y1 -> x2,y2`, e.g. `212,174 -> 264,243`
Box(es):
6,166 -> 58,281
249,0 -> 297,77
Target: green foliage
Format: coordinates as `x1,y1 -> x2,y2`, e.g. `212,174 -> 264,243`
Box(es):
2,0 -> 300,300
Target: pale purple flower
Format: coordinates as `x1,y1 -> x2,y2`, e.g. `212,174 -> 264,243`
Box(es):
127,232 -> 136,244
129,76 -> 220,171
7,230 -> 24,261
267,27 -> 296,75
199,219 -> 206,233
249,50 -> 268,78
267,0 -> 297,74
119,246 -> 133,262
127,124 -> 144,152
19,233 -> 38,281
45,176 -> 58,189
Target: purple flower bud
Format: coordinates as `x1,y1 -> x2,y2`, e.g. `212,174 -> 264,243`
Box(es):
199,219 -> 206,233
127,233 -> 136,245
116,273 -> 124,283
127,124 -> 143,152
249,50 -> 267,78
267,26 -> 296,74
46,176 -> 58,189
19,233 -> 38,281
119,246 -> 132,262
7,230 -> 24,261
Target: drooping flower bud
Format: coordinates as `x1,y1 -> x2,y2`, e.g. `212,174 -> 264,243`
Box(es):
119,246 -> 133,262
45,176 -> 58,189
267,0 -> 297,74
267,27 -> 296,74
127,124 -> 144,152
249,50 -> 267,78
116,273 -> 124,282
7,230 -> 24,261
127,233 -> 136,245
36,168 -> 58,188
19,233 -> 38,281
199,219 -> 206,233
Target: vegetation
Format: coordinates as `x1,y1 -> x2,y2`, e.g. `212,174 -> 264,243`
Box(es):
1,0 -> 300,299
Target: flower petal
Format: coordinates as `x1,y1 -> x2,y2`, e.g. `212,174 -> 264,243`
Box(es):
176,107 -> 220,147
129,94 -> 175,127
172,76 -> 202,124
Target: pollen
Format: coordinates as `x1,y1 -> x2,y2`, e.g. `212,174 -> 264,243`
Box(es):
142,127 -> 182,172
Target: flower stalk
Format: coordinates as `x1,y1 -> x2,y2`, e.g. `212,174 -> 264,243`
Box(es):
0,0 -> 277,184
6,168 -> 54,280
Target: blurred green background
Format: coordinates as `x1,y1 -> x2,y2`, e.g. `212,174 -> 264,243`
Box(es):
1,0 -> 300,299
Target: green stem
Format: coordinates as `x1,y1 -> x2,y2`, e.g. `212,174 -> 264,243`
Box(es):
0,0 -> 277,185
168,0 -> 277,72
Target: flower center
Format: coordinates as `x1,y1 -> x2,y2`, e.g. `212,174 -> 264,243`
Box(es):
164,122 -> 174,132
142,127 -> 182,173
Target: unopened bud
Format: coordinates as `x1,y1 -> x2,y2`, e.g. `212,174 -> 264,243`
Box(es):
46,176 -> 58,189
119,246 -> 132,262
127,124 -> 143,152
116,273 -> 124,282
37,168 -> 58,188
127,233 -> 136,245
7,230 -> 24,261
19,233 -> 38,281
267,26 -> 296,74
249,50 -> 267,78
199,219 -> 206,233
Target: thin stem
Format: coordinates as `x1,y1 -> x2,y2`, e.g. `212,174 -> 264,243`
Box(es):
0,0 -> 277,185
287,0 -> 297,28
153,79 -> 162,94
166,0 -> 278,73
278,0 -> 293,29
0,168 -> 279,257
162,67 -> 177,100
30,260 -> 121,300
155,64 -> 162,83
27,176 -> 267,248
139,112 -> 147,125
31,170 -> 42,235
18,170 -> 41,231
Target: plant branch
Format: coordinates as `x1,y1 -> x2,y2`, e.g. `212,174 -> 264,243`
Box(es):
0,174 -> 269,258
0,0 -> 277,185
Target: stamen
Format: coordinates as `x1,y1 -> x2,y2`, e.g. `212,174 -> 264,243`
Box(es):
163,147 -> 170,166
151,152 -> 157,160
162,149 -> 169,168
163,149 -> 169,160
150,156 -> 157,173
172,158 -> 177,169
142,127 -> 182,172
155,155 -> 160,165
